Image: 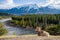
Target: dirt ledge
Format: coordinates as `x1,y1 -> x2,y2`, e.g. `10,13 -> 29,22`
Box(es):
0,35 -> 60,40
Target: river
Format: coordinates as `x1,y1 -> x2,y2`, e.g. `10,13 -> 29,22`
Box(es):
0,18 -> 36,36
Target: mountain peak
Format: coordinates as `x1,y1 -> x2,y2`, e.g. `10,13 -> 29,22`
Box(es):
15,4 -> 39,9
0,4 -> 60,15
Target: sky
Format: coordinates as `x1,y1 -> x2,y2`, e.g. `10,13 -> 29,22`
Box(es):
0,0 -> 60,9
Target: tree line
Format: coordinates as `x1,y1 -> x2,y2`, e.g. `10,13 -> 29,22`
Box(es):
11,14 -> 60,27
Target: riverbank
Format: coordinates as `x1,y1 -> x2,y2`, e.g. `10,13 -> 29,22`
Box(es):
0,18 -> 36,36
0,18 -> 12,22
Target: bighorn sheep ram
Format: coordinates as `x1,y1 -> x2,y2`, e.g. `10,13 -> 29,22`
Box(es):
35,27 -> 49,36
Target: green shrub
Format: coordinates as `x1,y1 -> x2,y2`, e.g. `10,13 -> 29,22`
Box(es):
0,28 -> 8,36
47,25 -> 60,35
0,23 -> 8,36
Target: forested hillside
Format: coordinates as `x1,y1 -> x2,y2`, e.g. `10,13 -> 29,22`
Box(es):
11,14 -> 60,35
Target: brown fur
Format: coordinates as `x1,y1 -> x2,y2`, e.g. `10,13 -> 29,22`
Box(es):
35,27 -> 49,36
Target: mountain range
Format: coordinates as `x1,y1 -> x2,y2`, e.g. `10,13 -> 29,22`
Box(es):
0,4 -> 60,15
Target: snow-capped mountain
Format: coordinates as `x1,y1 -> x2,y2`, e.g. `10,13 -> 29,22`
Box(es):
0,4 -> 60,15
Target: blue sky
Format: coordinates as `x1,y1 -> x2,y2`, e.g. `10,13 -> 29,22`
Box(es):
0,0 -> 46,4
0,0 -> 60,9
14,0 -> 46,4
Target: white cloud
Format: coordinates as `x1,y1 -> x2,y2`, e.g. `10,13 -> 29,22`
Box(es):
36,0 -> 60,9
6,0 -> 13,4
0,4 -> 19,9
0,0 -> 60,9
37,0 -> 53,7
47,0 -> 60,9
0,0 -> 19,9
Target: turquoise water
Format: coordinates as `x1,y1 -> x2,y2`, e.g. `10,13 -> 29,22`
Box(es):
0,19 -> 36,36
